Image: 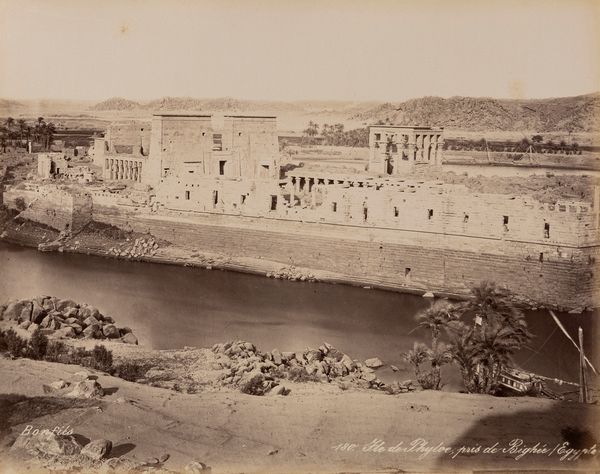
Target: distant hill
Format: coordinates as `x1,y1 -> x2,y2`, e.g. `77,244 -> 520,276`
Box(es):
88,93 -> 600,132
91,97 -> 141,111
352,94 -> 600,132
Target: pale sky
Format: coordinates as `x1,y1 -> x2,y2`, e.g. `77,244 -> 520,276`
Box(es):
1,0 -> 599,102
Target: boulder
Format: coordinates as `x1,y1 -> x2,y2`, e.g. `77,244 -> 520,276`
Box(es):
69,323 -> 83,334
72,371 -> 93,381
19,320 -> 31,330
273,385 -> 290,396
101,315 -> 115,324
271,349 -> 282,365
3,301 -> 28,320
56,299 -> 79,312
341,354 -> 355,371
19,304 -> 33,322
390,365 -> 399,372
82,316 -> 100,327
121,332 -> 138,345
119,326 -> 133,336
57,326 -> 76,338
10,431 -> 82,456
42,298 -> 57,311
40,315 -> 51,328
64,317 -> 79,325
31,301 -> 46,325
64,308 -> 79,319
47,318 -> 61,331
27,323 -> 40,333
81,438 -> 112,460
79,305 -> 100,321
65,379 -> 104,398
422,291 -> 435,298
365,357 -> 383,369
361,372 -> 377,383
83,323 -> 101,338
52,380 -> 70,390
102,324 -> 120,339
184,461 -> 211,473
307,349 -> 324,362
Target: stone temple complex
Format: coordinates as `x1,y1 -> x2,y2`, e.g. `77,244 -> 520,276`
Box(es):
4,114 -> 599,310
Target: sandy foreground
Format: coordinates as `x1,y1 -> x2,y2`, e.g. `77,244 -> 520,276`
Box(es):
0,351 -> 599,473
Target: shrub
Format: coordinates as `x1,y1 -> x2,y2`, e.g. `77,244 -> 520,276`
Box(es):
240,374 -> 268,396
88,345 -> 113,372
14,197 -> 26,212
44,341 -> 68,362
2,329 -> 27,358
112,361 -> 150,382
285,366 -> 319,383
27,329 -> 48,360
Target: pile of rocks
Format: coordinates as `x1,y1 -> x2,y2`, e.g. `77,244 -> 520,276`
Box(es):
266,265 -> 317,282
108,235 -> 159,260
44,371 -> 105,399
0,296 -> 138,344
212,340 -> 417,394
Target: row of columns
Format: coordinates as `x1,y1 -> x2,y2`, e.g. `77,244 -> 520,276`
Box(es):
107,158 -> 143,182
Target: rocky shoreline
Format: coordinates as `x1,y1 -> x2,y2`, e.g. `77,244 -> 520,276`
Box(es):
1,296 -> 139,345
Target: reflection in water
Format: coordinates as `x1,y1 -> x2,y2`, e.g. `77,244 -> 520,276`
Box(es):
0,242 -> 597,388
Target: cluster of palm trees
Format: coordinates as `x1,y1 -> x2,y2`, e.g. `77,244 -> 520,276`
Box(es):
404,281 -> 533,394
0,117 -> 56,152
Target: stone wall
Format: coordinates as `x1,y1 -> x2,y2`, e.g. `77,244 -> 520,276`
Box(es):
5,185 -> 92,232
92,204 -> 599,309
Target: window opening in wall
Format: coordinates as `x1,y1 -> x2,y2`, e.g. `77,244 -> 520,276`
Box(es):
270,195 -> 278,211
332,202 -> 337,212
539,252 -> 544,262
219,161 -> 226,176
212,134 -> 223,151
363,206 -> 368,222
544,223 -> 550,238
463,213 -> 469,223
213,190 -> 218,206
238,132 -> 242,136
163,168 -> 170,177
188,170 -> 194,174
503,215 -> 509,231
427,209 -> 433,219
394,206 -> 399,217
405,267 -> 411,278
241,194 -> 246,204
185,191 -> 190,200
374,133 -> 381,141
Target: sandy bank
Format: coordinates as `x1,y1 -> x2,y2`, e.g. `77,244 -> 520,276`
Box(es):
1,355 -> 598,473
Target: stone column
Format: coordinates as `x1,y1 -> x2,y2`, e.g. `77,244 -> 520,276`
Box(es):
289,179 -> 295,206
408,135 -> 416,161
436,135 -> 444,164
138,162 -> 142,182
424,135 -> 431,161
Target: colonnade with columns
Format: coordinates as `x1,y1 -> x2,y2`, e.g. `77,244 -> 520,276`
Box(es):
104,157 -> 144,182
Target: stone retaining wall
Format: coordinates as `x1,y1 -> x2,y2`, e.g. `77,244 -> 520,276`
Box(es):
93,204 -> 599,309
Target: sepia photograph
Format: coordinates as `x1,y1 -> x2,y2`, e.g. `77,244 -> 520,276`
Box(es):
0,0 -> 599,472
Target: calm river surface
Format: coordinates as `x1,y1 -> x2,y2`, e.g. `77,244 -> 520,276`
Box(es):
0,241 -> 597,387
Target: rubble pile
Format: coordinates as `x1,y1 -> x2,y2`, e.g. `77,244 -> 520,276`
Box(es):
108,236 -> 159,260
212,340 -> 416,395
266,265 -> 317,282
0,296 -> 138,344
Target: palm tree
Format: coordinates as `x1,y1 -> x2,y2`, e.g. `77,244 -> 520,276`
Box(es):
416,299 -> 458,352
17,119 -> 27,144
449,282 -> 533,394
43,122 -> 56,150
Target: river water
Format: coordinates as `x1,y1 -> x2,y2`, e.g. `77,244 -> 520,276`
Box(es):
0,241 -> 597,389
